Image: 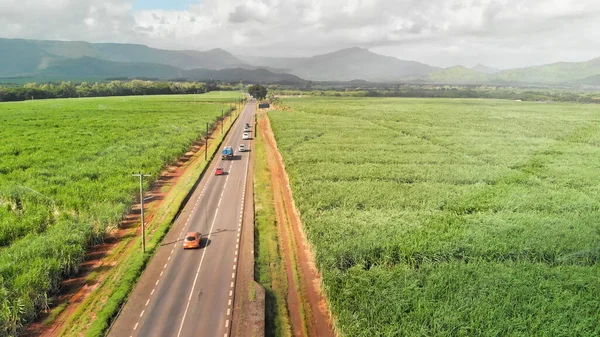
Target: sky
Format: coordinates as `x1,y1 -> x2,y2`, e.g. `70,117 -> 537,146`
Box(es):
1,0 -> 599,69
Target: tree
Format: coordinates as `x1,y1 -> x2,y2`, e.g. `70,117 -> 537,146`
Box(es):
248,84 -> 267,100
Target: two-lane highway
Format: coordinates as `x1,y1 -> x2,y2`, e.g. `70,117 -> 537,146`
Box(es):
109,99 -> 256,337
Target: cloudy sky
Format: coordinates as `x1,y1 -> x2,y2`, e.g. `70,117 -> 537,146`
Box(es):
1,0 -> 599,68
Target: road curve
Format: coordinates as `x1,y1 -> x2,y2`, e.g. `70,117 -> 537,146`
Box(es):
109,99 -> 256,337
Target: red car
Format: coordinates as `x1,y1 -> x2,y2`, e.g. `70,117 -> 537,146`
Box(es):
183,232 -> 202,249
215,167 -> 224,175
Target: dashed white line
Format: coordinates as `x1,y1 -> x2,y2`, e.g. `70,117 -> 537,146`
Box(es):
229,290 -> 233,296
160,271 -> 164,277
232,272 -> 235,279
140,310 -> 145,318
231,281 -> 234,288
225,319 -> 230,328
227,308 -> 231,316
228,299 -> 232,306
145,299 -> 150,306
155,280 -> 159,286
176,171 -> 231,337
134,323 -> 139,330
151,288 -> 155,296
164,263 -> 168,269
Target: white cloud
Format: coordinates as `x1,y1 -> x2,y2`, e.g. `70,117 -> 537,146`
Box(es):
1,0 -> 600,67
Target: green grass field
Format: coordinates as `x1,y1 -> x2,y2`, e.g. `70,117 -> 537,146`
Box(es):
268,97 -> 600,336
0,91 -> 241,335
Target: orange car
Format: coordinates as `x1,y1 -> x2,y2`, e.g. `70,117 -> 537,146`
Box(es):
183,232 -> 202,249
215,167 -> 224,175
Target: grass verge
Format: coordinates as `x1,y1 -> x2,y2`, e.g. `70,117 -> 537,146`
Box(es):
55,108 -> 241,337
254,111 -> 293,337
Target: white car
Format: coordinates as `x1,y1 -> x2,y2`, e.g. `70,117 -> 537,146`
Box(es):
239,144 -> 246,152
242,132 -> 250,140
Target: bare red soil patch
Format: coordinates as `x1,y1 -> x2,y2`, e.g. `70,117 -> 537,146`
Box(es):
260,114 -> 335,337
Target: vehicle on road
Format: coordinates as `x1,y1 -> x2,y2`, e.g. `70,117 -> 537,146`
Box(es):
243,126 -> 250,132
183,232 -> 202,249
215,167 -> 224,175
242,132 -> 250,140
221,146 -> 234,160
239,144 -> 246,152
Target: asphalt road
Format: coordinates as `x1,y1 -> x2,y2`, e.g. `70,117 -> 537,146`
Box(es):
109,99 -> 256,337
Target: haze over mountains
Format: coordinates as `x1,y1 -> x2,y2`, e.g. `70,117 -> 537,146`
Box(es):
1,37 -> 600,86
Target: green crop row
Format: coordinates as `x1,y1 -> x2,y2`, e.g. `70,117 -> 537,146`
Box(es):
0,92 -> 241,335
269,97 -> 600,336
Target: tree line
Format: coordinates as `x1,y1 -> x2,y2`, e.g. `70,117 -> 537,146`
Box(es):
0,80 -> 234,102
269,85 -> 600,103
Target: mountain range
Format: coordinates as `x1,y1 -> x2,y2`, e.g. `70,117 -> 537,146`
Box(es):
1,37 -> 600,86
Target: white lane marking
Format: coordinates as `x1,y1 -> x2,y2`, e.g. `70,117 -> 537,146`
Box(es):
236,244 -> 239,249
234,257 -> 237,263
134,323 -> 139,330
151,289 -> 155,295
235,250 -> 238,256
155,280 -> 159,286
228,299 -> 232,306
225,320 -> 229,328
160,271 -> 163,277
232,272 -> 235,279
233,265 -> 236,270
145,299 -> 150,306
140,310 -> 145,318
164,263 -> 168,269
168,256 -> 171,261
229,290 -> 233,296
227,308 -> 231,316
176,171 -> 232,337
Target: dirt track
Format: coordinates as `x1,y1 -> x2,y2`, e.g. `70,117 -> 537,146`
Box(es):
259,112 -> 335,337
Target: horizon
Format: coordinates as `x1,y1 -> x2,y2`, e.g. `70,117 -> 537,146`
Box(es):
0,1 -> 599,69
2,35 -> 599,71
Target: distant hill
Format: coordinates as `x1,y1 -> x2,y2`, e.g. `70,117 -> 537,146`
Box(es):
244,47 -> 439,82
425,66 -> 489,83
472,64 -> 501,74
575,74 -> 600,86
493,57 -> 600,84
242,55 -> 303,72
39,56 -> 183,78
2,37 -> 600,85
184,67 -> 305,84
36,56 -> 304,84
0,38 -> 248,77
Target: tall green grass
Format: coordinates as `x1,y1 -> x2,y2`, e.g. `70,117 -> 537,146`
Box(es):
0,92 -> 241,335
269,97 -> 600,336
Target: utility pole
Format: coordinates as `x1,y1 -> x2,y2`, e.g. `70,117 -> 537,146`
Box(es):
205,122 -> 209,161
132,172 -> 151,253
